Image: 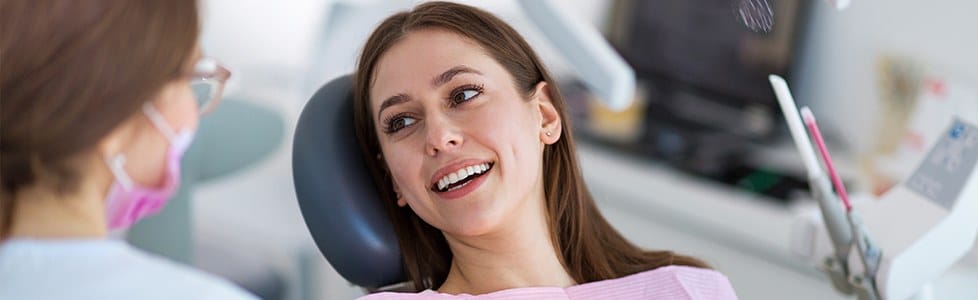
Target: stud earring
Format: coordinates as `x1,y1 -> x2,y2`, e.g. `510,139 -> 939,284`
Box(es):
546,131 -> 552,137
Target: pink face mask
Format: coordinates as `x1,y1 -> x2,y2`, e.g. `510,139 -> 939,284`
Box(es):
104,103 -> 195,230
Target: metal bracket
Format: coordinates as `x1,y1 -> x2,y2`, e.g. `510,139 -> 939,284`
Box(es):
820,256 -> 855,295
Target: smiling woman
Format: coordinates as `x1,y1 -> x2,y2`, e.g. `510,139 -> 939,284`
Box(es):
351,1 -> 737,299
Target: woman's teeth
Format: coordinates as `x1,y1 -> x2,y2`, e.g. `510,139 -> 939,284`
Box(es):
437,163 -> 491,192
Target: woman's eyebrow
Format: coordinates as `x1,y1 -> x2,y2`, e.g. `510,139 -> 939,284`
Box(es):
432,65 -> 481,88
377,93 -> 410,120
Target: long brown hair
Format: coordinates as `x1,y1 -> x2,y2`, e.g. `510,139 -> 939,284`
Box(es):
353,1 -> 708,291
0,0 -> 201,238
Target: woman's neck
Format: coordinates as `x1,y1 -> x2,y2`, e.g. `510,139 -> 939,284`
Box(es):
437,193 -> 576,295
7,177 -> 109,240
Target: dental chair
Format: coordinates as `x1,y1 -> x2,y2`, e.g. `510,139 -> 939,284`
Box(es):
292,75 -> 405,289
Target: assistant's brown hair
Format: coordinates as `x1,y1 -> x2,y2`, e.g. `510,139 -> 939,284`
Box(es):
0,0 -> 200,237
353,1 -> 709,291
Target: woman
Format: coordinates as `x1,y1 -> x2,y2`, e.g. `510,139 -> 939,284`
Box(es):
353,2 -> 737,298
0,1 -> 255,299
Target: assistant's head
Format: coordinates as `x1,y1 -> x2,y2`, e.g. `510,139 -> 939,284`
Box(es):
353,1 -> 707,291
1,0 -> 216,237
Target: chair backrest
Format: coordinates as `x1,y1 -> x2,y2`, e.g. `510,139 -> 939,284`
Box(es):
292,75 -> 405,289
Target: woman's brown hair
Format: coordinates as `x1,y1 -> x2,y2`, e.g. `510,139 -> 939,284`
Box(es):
353,1 -> 709,291
0,0 -> 201,237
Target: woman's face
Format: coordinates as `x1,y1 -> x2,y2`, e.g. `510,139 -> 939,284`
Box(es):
370,29 -> 560,236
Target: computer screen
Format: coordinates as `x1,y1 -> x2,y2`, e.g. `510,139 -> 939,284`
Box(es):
608,0 -> 807,109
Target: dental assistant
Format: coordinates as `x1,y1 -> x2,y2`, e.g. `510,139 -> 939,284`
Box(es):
0,1 -> 256,299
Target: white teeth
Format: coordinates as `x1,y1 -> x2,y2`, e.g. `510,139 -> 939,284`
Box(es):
435,162 -> 492,191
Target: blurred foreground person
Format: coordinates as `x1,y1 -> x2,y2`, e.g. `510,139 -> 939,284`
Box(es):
0,1 -> 255,299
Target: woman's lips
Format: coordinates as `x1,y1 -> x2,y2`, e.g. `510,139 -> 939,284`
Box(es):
431,162 -> 493,192
429,160 -> 493,190
431,163 -> 492,200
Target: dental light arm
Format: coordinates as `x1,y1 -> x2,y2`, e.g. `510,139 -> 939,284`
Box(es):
770,75 -> 978,300
516,0 -> 635,111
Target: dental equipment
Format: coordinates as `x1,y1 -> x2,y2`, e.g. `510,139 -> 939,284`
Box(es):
770,75 -> 856,294
516,0 -> 635,111
517,0 -> 852,111
770,74 -> 978,300
801,107 -> 852,212
803,107 -> 883,300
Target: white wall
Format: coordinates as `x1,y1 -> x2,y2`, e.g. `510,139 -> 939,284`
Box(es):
793,0 -> 978,154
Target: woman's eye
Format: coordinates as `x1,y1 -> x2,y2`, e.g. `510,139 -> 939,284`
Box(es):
451,88 -> 481,106
386,116 -> 417,133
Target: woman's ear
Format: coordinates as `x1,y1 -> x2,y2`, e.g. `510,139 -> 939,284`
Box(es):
533,81 -> 562,145
392,181 -> 407,207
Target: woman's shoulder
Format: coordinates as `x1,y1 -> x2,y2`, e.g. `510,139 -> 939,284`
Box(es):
627,265 -> 732,283
566,265 -> 738,300
359,288 -> 569,300
111,243 -> 260,299
0,239 -> 258,300
358,289 -> 451,300
356,266 -> 737,300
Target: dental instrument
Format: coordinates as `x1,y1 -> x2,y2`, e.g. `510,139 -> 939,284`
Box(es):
770,75 -> 978,300
769,75 -> 856,294
802,107 -> 883,300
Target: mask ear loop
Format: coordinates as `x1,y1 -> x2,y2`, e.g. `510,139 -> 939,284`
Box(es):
105,154 -> 134,190
104,103 -> 179,191
142,103 -> 177,142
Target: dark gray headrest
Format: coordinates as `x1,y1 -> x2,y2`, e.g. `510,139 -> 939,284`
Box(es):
292,75 -> 405,288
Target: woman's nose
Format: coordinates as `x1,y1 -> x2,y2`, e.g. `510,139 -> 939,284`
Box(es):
425,114 -> 462,157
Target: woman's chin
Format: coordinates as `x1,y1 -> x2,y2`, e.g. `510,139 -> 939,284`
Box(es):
440,210 -> 507,238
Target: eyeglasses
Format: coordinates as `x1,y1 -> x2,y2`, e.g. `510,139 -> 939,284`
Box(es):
189,57 -> 231,116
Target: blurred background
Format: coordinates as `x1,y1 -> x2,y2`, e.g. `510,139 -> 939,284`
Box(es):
124,0 -> 978,299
